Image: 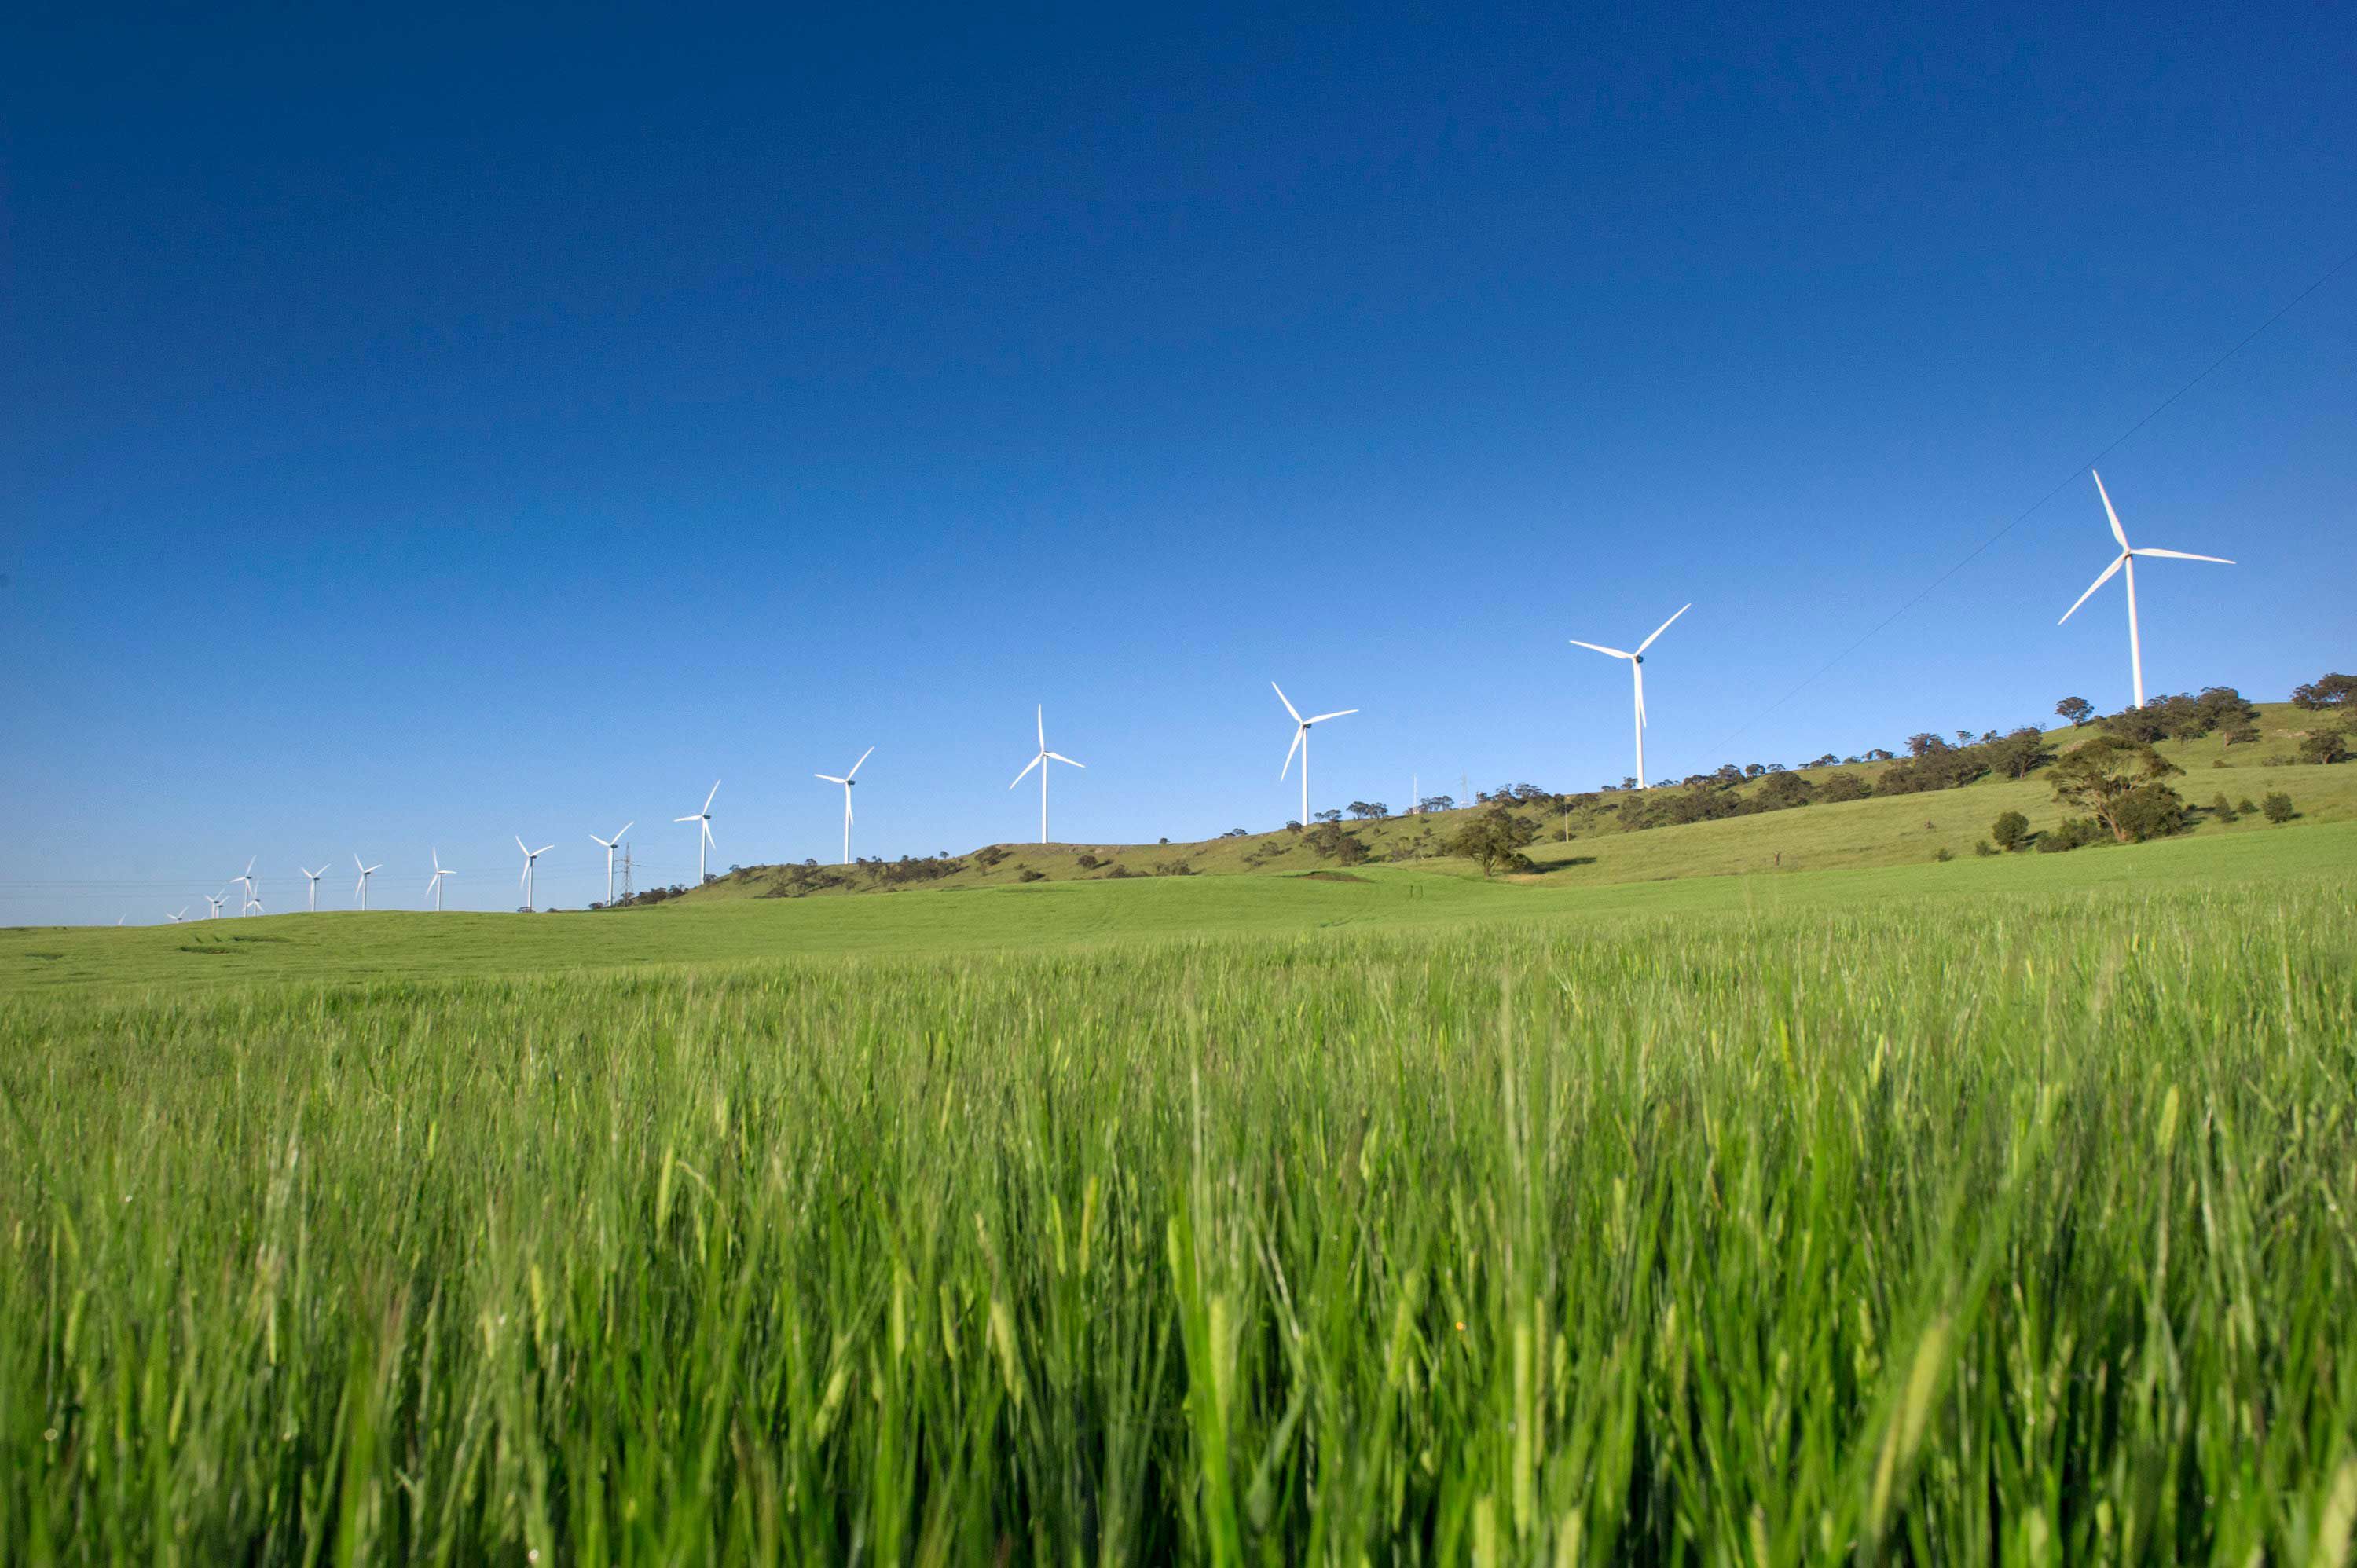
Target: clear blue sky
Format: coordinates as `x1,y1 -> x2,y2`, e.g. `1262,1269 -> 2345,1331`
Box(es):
3,1 -> 2352,922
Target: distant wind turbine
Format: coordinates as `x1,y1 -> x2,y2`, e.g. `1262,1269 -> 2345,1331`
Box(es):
301,865 -> 327,912
588,822 -> 634,905
167,907 -> 189,923
354,854 -> 382,910
204,891 -> 225,919
1272,683 -> 1358,828
1570,603 -> 1690,789
515,837 -> 555,910
2059,470 -> 2234,710
816,747 -> 874,865
232,856 -> 258,916
1009,707 -> 1083,844
426,849 -> 454,911
675,782 -> 720,884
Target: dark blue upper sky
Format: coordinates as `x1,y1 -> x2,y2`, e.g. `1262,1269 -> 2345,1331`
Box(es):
4,0 -> 2352,920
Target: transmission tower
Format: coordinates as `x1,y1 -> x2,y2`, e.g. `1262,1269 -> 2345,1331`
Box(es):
618,844 -> 635,903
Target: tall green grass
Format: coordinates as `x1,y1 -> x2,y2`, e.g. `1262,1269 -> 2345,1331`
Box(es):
3,881 -> 2354,1563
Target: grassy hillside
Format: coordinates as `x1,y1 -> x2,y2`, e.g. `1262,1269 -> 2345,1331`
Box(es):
676,700 -> 2355,896
6,816 -> 2352,996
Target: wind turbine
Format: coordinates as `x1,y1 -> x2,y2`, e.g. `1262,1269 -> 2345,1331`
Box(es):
203,891 -> 225,919
232,856 -> 258,916
1272,683 -> 1358,828
1570,603 -> 1690,789
2059,471 -> 2234,709
588,822 -> 634,906
426,850 -> 454,911
816,747 -> 874,866
1009,707 -> 1083,844
675,782 -> 720,884
167,907 -> 189,923
354,854 -> 382,910
301,865 -> 327,912
516,837 -> 555,910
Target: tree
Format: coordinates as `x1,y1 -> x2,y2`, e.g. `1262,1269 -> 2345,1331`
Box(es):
2055,696 -> 2095,727
2262,793 -> 2296,823
1312,808 -> 1343,825
1819,773 -> 1871,803
2222,724 -> 2260,748
1956,731 -> 1975,747
2047,734 -> 2186,844
1905,733 -> 1947,757
2297,729 -> 2351,765
1446,808 -> 1538,877
1417,795 -> 1455,815
1990,811 -> 2031,852
2290,673 -> 2356,710
1743,763 -> 1767,779
1219,828 -> 1250,838
1987,727 -> 2055,780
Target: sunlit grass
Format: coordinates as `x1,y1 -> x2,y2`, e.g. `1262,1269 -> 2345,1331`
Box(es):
4,870 -> 2354,1562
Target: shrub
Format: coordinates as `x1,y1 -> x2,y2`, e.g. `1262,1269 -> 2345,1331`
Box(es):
1990,811 -> 2031,852
2036,818 -> 2103,854
1974,841 -> 1997,857
2297,730 -> 2351,765
2112,782 -> 2189,843
2262,793 -> 2296,824
1017,868 -> 1047,883
2236,797 -> 2258,816
1818,773 -> 1872,804
1934,847 -> 1955,863
2223,724 -> 2260,747
1075,853 -> 1101,870
2209,793 -> 2234,818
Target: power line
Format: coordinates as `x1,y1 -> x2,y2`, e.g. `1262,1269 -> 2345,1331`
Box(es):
1697,238 -> 2357,761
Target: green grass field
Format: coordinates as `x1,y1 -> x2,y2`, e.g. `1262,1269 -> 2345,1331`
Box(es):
4,804 -> 2355,1561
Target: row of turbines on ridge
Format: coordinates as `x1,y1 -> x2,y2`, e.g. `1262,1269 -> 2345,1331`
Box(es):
152,470 -> 2222,921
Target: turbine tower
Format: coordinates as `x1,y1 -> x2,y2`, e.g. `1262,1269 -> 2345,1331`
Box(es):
1009,707 -> 1083,844
2059,471 -> 2234,710
426,850 -> 454,911
1272,683 -> 1358,829
588,822 -> 634,906
516,837 -> 555,910
815,747 -> 874,866
675,782 -> 719,884
301,865 -> 326,912
1570,603 -> 1690,789
232,856 -> 258,916
354,854 -> 382,910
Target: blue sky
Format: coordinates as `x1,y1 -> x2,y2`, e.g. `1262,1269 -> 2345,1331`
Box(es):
3,1 -> 2352,922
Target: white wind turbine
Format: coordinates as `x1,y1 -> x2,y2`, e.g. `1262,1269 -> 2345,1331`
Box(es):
167,907 -> 189,923
675,782 -> 720,884
588,822 -> 634,905
204,891 -> 225,919
301,865 -> 327,912
515,837 -> 555,910
815,748 -> 874,866
1570,603 -> 1690,789
426,849 -> 455,911
354,854 -> 382,910
1009,707 -> 1084,844
2059,470 -> 2234,710
1272,683 -> 1358,828
232,856 -> 258,916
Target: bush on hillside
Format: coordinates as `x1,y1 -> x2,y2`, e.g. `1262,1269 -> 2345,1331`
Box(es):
2112,782 -> 2190,843
1017,867 -> 1047,882
1818,772 -> 1872,803
2262,793 -> 2297,824
2035,818 -> 2104,853
2102,687 -> 2255,744
2236,797 -> 2259,816
1990,811 -> 2031,852
2297,729 -> 2351,765
1447,808 -> 1538,877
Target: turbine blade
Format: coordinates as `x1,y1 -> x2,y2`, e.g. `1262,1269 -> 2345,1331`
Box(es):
702,821 -> 716,849
533,844 -> 553,858
1010,753 -> 1043,788
2132,548 -> 2234,564
1306,709 -> 1357,724
1567,639 -> 1633,659
1270,681 -> 1302,722
355,852 -> 365,870
614,822 -> 633,840
1281,726 -> 1304,779
848,746 -> 874,778
1046,751 -> 1083,767
1037,705 -> 1045,750
703,779 -> 721,812
2057,553 -> 2126,624
1636,603 -> 1691,654
516,835 -> 529,855
590,834 -> 612,848
675,814 -> 700,823
816,774 -> 846,784
2092,470 -> 2130,551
